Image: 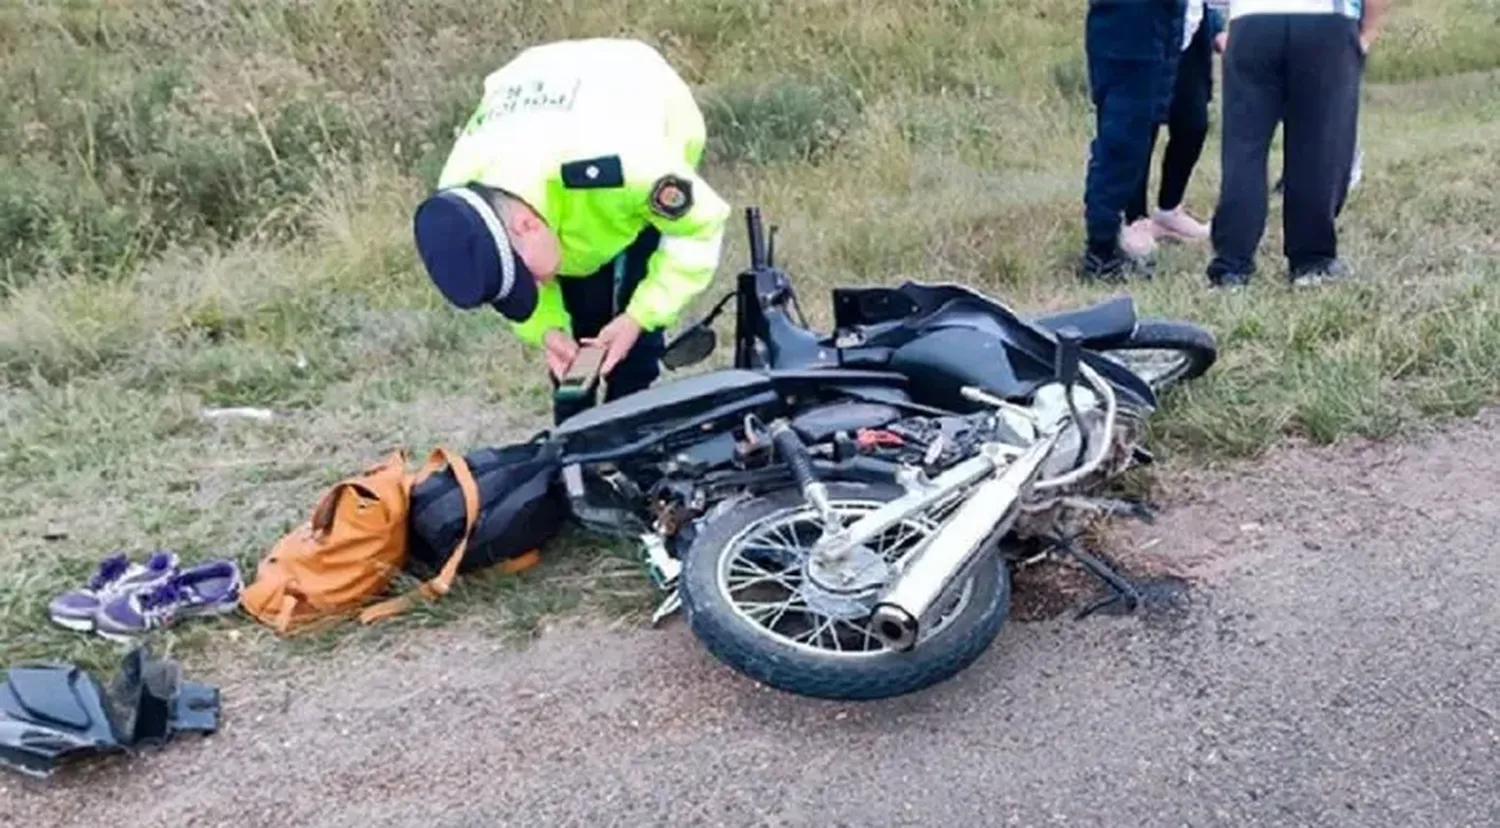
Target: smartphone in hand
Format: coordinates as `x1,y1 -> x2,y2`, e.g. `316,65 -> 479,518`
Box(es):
554,345 -> 607,403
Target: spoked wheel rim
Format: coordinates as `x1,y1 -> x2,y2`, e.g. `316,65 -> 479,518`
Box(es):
715,498 -> 973,658
1101,348 -> 1193,390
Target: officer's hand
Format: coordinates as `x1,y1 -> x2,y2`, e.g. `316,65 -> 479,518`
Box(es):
542,329 -> 579,380
583,314 -> 643,378
1214,32 -> 1227,54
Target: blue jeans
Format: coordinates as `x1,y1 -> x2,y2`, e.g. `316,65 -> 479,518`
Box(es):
1083,1 -> 1184,252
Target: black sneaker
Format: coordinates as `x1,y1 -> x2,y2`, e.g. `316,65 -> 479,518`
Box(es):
1206,258 -> 1254,290
1079,246 -> 1153,283
1289,258 -> 1351,288
1208,271 -> 1252,289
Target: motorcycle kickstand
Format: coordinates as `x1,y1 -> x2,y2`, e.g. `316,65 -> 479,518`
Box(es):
1050,537 -> 1143,620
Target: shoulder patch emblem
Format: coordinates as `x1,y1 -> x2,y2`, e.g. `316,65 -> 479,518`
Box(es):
648,175 -> 694,220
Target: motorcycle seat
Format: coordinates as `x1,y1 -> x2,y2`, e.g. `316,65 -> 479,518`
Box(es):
1033,295 -> 1138,348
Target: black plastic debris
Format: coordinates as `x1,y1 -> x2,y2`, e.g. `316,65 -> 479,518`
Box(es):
0,645 -> 220,779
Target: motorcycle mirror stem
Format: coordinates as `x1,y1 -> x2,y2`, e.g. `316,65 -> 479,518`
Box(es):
1053,326 -> 1083,388
746,207 -> 768,271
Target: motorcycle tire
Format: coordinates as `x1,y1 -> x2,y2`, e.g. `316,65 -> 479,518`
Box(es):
1094,318 -> 1218,393
679,480 -> 1012,702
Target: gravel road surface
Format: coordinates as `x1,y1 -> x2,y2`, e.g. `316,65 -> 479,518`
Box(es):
4,414 -> 1497,827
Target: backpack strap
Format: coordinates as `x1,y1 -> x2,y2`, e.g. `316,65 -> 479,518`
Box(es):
359,447 -> 482,624
275,594 -> 299,634
410,446 -> 482,599
274,592 -> 353,636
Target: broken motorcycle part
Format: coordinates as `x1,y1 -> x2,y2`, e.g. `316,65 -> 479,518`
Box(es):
0,645 -> 220,779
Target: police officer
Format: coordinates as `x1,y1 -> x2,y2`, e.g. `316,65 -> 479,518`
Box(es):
1080,0 -> 1187,282
411,38 -> 731,423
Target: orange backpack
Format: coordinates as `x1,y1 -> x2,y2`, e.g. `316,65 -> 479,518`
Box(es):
241,448 -> 484,635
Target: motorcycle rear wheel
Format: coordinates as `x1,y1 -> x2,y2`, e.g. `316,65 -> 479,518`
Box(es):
679,480 -> 1012,701
1095,318 -> 1218,393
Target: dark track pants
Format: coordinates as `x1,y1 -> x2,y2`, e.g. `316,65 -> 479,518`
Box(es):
552,227 -> 666,425
1207,13 -> 1365,279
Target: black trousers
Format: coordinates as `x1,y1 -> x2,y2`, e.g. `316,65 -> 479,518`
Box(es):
551,227 -> 667,425
1127,25 -> 1213,221
1208,13 -> 1365,278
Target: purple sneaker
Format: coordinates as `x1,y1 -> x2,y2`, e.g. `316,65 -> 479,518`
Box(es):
48,551 -> 180,632
93,559 -> 243,642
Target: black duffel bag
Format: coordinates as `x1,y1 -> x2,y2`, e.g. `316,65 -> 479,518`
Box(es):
405,437 -> 568,579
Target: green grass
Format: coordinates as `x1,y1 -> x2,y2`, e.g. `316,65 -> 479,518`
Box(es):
2,0 -> 1499,671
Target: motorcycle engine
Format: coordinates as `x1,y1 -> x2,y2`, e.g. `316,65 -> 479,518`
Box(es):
869,384 -> 1141,488
850,410 -> 1028,475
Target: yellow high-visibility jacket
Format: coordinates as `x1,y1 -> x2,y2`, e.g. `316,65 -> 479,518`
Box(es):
436,38 -> 731,345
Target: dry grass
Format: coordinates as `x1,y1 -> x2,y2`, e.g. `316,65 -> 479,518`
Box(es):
2,0 -> 1499,670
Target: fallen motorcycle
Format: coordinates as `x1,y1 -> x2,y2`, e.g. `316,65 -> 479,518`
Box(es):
548,206 -> 1217,701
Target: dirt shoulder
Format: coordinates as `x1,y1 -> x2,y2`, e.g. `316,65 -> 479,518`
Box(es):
3,412 -> 1498,827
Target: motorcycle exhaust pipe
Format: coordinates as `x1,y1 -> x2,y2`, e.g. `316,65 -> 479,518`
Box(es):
869,433 -> 1061,652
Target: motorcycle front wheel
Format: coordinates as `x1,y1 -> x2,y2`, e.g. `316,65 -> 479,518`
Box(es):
678,480 -> 1012,701
1095,318 -> 1218,394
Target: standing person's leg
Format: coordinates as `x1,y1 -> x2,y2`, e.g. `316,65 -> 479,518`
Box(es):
1347,136 -> 1363,194
1337,2 -> 1371,213
1334,113 -> 1364,218
1081,4 -> 1164,281
1124,128 -> 1157,226
1206,14 -> 1287,286
1282,14 -> 1363,283
1122,124 -> 1163,257
1081,6 -> 1119,265
1152,31 -> 1213,241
